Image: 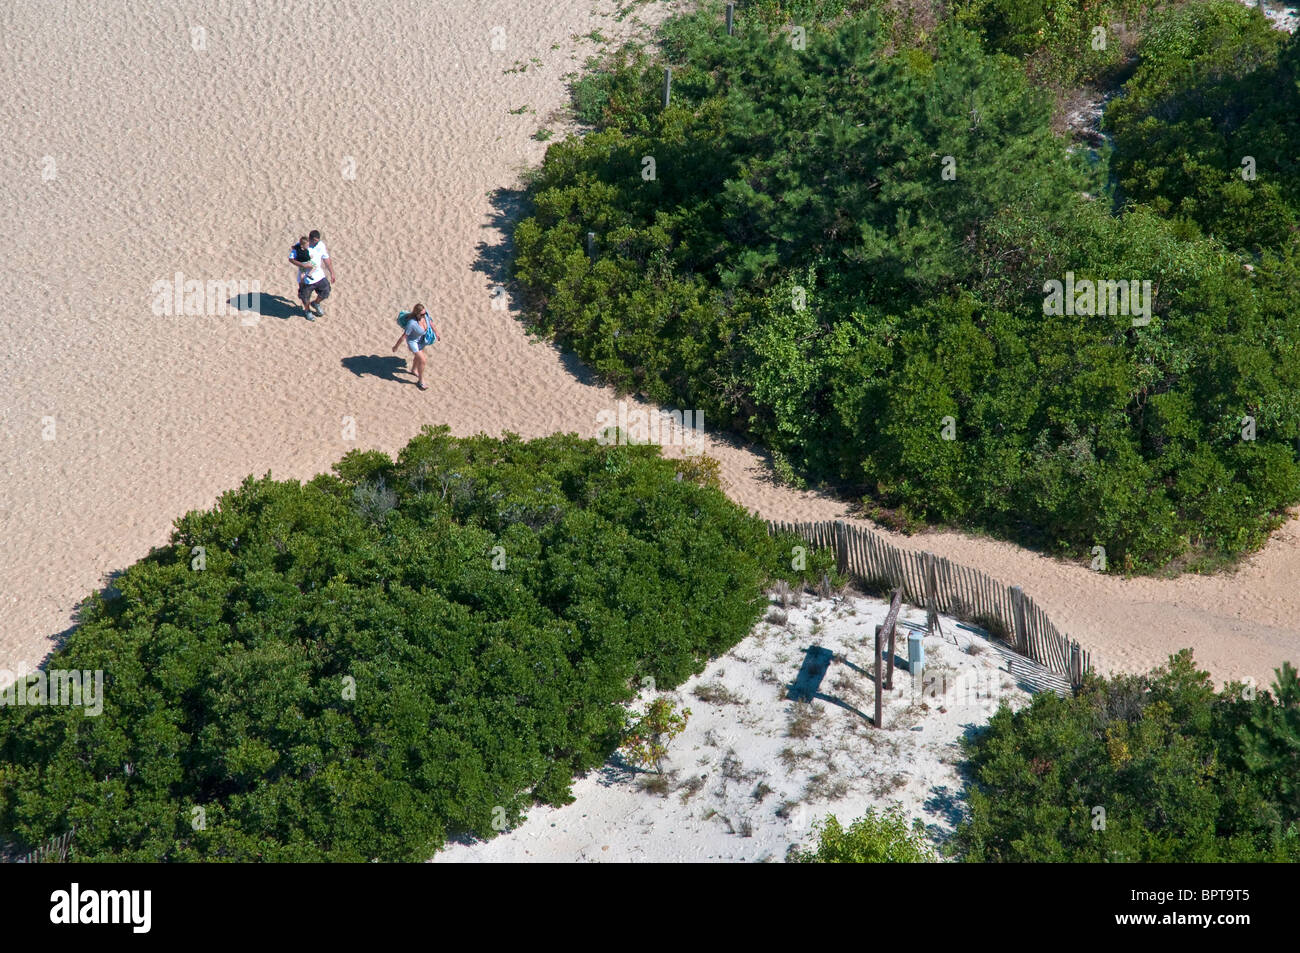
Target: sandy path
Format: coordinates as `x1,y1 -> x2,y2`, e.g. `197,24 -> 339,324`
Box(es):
1,0 -> 1297,688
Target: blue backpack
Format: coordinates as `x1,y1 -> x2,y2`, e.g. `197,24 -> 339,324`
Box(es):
397,311 -> 437,345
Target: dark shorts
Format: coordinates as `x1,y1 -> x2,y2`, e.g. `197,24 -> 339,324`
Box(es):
298,277 -> 331,303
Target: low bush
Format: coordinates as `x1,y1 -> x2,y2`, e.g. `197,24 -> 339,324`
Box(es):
792,806 -> 937,862
0,427 -> 813,861
1105,1 -> 1299,252
518,5 -> 1300,572
954,650 -> 1300,861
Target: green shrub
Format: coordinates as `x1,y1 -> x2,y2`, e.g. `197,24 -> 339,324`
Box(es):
953,651 -> 1300,862
954,0 -> 1150,85
620,697 -> 691,775
1105,1 -> 1299,252
522,7 -> 1300,573
792,806 -> 937,862
0,427 -> 784,861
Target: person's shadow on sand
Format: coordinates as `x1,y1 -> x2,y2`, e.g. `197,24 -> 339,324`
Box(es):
341,354 -> 413,384
227,292 -> 301,321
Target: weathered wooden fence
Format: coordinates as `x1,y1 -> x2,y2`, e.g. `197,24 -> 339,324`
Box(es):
768,519 -> 1092,689
13,828 -> 73,864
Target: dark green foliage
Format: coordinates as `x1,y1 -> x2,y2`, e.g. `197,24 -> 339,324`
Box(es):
1237,662 -> 1300,818
954,0 -> 1149,85
0,427 -> 790,861
518,7 -> 1300,572
954,651 -> 1300,862
1105,1 -> 1300,252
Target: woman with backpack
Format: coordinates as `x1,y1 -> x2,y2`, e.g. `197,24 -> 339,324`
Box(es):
392,303 -> 439,390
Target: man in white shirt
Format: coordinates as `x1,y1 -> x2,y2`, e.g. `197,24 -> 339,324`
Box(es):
289,229 -> 337,320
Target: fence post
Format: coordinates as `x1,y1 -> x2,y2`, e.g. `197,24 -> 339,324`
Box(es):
885,617 -> 897,690
923,552 -> 939,638
1011,586 -> 1029,657
881,587 -> 902,691
833,520 -> 848,579
662,67 -> 672,108
587,231 -> 595,261
726,2 -> 735,34
874,624 -> 883,728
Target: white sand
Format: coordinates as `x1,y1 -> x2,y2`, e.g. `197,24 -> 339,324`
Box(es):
435,591 -> 1034,863
1253,1 -> 1299,33
1,0 -> 1297,693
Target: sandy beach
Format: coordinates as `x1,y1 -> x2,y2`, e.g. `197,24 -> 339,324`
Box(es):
2,0 -> 1298,691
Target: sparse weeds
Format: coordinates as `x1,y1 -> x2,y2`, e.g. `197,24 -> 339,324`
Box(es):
779,746 -> 815,770
720,749 -> 750,783
888,699 -> 926,730
677,774 -> 707,803
788,701 -> 823,739
805,772 -> 850,801
830,672 -> 861,700
867,770 -> 909,799
639,771 -> 673,797
693,681 -> 746,706
503,57 -> 542,75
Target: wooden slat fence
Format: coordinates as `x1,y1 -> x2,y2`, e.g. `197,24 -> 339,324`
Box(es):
13,828 -> 73,864
769,519 -> 1091,689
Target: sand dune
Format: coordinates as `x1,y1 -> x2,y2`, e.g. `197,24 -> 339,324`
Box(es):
2,0 -> 1297,689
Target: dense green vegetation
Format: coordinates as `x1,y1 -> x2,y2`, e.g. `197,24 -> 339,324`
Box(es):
513,0 -> 1300,573
954,652 -> 1300,861
954,0 -> 1148,85
8,0 -> 1298,869
793,805 -> 938,862
0,428 -> 828,861
1106,1 -> 1300,250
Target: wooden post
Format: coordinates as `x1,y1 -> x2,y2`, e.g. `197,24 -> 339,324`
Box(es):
882,588 -> 902,691
1011,585 -> 1028,656
923,552 -> 939,639
874,624 -> 883,728
833,520 -> 848,578
662,67 -> 672,108
885,619 -> 897,691
726,2 -> 735,34
586,231 -> 595,261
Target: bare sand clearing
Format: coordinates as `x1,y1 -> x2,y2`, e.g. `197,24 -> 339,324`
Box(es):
1,0 -> 1297,689
436,593 -> 1035,863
